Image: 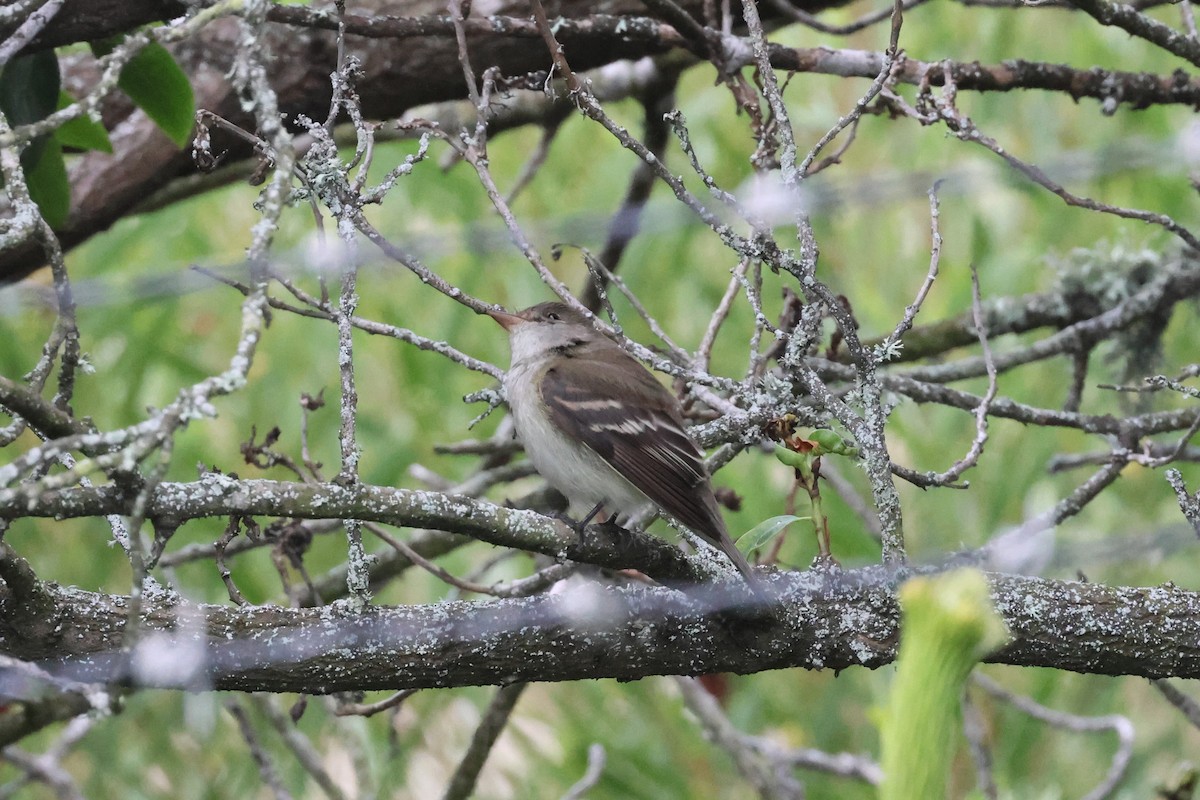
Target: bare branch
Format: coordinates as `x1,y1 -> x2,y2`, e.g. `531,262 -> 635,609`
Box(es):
1066,0 -> 1200,68
440,683 -> 527,800
972,673 -> 1133,800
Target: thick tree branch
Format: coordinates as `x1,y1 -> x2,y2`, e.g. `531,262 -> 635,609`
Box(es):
2,567 -> 1198,694
14,0 -> 843,53
12,0 -> 187,51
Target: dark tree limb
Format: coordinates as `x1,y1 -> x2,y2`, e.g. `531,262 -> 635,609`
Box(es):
0,376 -> 93,440
6,480 -> 1197,691
12,0 -> 188,51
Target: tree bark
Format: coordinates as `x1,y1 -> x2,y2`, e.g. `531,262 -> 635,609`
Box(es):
3,556 -> 1198,695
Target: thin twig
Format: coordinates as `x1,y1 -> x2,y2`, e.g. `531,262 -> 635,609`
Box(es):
766,0 -> 929,35
962,692 -> 999,800
227,700 -> 296,800
696,258 -> 750,373
440,683 -> 528,800
334,688 -> 419,718
559,744 -> 607,800
915,76 -> 1200,251
878,182 -> 944,361
898,265 -> 999,487
973,673 -> 1133,800
1153,679 -> 1200,730
797,0 -> 905,178
251,695 -> 348,800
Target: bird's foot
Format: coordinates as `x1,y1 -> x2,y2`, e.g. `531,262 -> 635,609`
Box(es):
548,510 -> 587,538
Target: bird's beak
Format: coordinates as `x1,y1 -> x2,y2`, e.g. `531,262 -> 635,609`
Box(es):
487,307 -> 524,331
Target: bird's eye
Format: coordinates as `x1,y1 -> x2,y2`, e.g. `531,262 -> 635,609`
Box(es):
546,312 -> 561,321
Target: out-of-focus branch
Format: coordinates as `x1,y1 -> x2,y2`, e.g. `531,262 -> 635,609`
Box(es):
440,683 -> 527,800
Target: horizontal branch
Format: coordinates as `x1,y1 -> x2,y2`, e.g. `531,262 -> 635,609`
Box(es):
2,562 -> 1199,694
15,0 -> 187,51
815,356 -> 1200,434
773,46 -> 1200,110
228,5 -> 1200,112
15,0 -> 843,52
0,477 -> 709,583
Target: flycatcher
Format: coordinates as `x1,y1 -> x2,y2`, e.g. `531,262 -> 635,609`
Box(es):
488,301 -> 754,580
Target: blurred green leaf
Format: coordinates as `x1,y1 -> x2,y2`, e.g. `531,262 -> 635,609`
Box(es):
0,50 -> 60,172
0,50 -> 59,125
0,52 -> 69,226
25,136 -> 69,227
737,514 -> 806,553
117,41 -> 195,147
88,35 -> 118,57
54,90 -> 113,153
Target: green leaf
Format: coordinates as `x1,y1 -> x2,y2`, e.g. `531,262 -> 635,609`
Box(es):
0,50 -> 59,125
26,137 -> 70,228
117,41 -> 195,148
0,51 -> 70,225
53,91 -> 112,153
736,515 -> 806,554
773,443 -> 809,470
0,50 -> 61,171
807,429 -> 859,458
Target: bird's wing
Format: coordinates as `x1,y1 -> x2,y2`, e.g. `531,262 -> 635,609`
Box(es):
539,348 -> 718,535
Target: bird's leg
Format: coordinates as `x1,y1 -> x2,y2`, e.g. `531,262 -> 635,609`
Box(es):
583,503 -> 641,536
576,502 -> 606,532
550,502 -> 607,536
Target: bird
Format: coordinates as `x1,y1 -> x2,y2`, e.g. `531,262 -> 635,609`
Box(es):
487,301 -> 754,580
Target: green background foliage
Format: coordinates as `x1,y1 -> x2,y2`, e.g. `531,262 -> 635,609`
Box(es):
3,2 -> 1200,797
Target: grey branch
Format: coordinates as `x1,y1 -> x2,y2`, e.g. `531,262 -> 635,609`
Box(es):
3,563 -> 1200,693
0,477 -> 705,583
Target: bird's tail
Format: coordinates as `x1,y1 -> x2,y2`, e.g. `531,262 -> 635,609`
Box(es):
718,530 -> 756,581
696,511 -> 756,582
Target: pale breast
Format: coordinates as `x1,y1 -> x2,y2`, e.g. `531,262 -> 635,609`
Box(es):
504,363 -> 649,517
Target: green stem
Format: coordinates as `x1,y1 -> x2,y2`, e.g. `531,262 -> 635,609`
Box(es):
879,569 -> 1008,800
